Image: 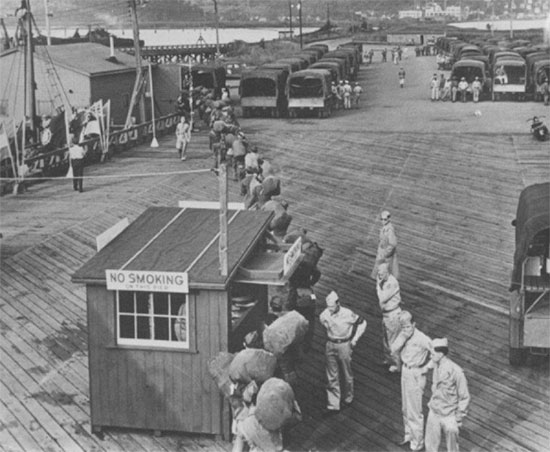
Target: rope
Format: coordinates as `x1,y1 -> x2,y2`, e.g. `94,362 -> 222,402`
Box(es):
0,168 -> 212,182
0,47 -> 18,105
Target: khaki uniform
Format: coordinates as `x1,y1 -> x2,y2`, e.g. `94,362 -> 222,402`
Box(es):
376,273 -> 402,366
425,356 -> 470,452
399,329 -> 432,451
320,306 -> 366,410
371,222 -> 399,279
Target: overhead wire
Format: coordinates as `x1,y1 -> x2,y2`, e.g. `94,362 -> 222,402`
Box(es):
0,168 -> 212,182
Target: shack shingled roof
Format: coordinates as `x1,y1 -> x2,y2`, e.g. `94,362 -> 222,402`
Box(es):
72,207 -> 273,289
34,42 -> 138,76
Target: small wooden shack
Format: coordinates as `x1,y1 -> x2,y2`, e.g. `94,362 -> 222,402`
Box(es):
72,204 -> 301,438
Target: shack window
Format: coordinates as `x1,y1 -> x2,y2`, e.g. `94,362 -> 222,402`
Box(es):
242,78 -> 276,97
289,77 -> 323,98
117,291 -> 189,349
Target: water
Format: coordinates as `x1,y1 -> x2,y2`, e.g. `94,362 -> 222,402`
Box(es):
47,27 -> 319,46
450,16 -> 550,32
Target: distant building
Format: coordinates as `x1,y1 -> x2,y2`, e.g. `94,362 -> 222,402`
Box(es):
399,10 -> 423,19
398,3 -> 465,20
0,42 -> 178,125
424,3 -> 444,18
445,6 -> 462,18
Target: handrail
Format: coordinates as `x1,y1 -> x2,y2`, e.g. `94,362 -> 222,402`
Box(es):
22,113 -> 179,176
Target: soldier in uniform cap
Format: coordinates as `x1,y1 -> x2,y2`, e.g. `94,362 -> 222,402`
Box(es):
376,262 -> 402,373
392,311 -> 433,452
425,338 -> 470,452
319,291 -> 366,415
371,210 -> 399,280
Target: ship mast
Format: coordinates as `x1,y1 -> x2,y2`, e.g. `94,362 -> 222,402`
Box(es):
24,0 -> 38,143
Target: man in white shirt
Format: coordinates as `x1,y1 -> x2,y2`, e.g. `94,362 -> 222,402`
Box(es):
353,82 -> 363,108
320,291 -> 366,415
392,311 -> 433,452
376,263 -> 403,373
69,134 -> 86,192
175,116 -> 191,161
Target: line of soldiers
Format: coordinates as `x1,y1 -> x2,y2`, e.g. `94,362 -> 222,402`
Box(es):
206,129 -> 328,450
429,73 -> 483,103
330,80 -> 363,110
372,210 -> 471,452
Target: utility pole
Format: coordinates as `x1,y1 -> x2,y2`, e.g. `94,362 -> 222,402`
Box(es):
125,0 -> 146,127
289,1 -> 293,39
327,2 -> 330,38
298,0 -> 303,49
213,0 -> 220,58
43,0 -> 51,45
509,0 -> 514,39
26,0 -> 37,142
218,151 -> 228,277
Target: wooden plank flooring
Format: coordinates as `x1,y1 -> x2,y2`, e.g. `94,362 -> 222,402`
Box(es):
1,48 -> 549,452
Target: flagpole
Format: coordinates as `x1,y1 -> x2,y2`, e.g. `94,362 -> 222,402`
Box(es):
188,58 -> 194,132
148,63 -> 158,148
12,121 -> 22,194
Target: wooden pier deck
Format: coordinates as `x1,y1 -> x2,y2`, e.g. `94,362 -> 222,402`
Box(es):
1,49 -> 549,452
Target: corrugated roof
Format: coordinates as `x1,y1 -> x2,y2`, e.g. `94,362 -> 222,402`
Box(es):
34,43 -> 138,76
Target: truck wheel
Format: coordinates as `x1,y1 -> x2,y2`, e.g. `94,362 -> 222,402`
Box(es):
509,347 -> 525,366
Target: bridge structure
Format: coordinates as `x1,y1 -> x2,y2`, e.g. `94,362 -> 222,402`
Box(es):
118,43 -> 234,63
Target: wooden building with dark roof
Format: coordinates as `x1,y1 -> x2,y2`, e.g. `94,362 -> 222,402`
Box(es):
72,204 -> 302,439
0,42 -> 181,124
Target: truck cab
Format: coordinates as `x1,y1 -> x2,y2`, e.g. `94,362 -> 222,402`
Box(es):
509,182 -> 550,365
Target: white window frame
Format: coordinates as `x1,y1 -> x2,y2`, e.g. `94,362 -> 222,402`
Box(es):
116,291 -> 189,349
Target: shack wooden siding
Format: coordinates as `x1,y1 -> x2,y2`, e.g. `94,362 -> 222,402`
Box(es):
86,285 -> 229,435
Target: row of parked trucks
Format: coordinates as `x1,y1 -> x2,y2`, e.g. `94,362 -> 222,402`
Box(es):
436,36 -> 549,101
239,43 -> 362,119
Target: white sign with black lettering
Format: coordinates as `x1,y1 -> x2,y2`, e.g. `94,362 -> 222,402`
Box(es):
283,237 -> 302,276
106,270 -> 189,293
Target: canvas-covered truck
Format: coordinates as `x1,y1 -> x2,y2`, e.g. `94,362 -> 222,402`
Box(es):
181,63 -> 226,99
240,68 -> 288,118
509,182 -> 550,365
492,57 -> 527,101
287,69 -> 333,119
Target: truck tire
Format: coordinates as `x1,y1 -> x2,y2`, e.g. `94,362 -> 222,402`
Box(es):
509,347 -> 525,366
